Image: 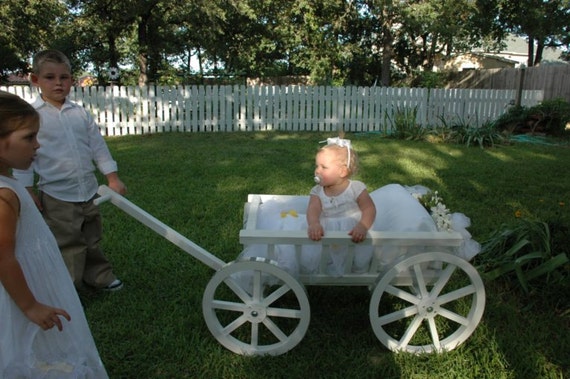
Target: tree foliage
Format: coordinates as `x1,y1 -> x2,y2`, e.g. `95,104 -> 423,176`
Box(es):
496,0 -> 570,66
0,0 -> 68,77
0,0 -> 568,85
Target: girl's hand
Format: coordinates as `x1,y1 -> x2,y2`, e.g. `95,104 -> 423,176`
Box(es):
349,223 -> 368,243
307,223 -> 324,241
25,302 -> 71,331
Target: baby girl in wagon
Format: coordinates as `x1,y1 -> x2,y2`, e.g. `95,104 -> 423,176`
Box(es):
240,135 -> 377,277
305,135 -> 376,275
238,134 -> 480,280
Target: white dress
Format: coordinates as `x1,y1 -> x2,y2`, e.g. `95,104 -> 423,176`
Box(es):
0,176 -> 108,379
239,180 -> 373,277
308,180 -> 373,275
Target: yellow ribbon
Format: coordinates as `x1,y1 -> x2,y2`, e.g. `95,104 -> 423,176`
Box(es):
280,209 -> 298,218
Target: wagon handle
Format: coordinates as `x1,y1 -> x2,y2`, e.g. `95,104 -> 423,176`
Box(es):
95,185 -> 226,271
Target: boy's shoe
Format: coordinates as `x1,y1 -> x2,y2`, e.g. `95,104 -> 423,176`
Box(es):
102,279 -> 123,291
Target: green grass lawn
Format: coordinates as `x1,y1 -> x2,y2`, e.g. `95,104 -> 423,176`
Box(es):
83,132 -> 569,378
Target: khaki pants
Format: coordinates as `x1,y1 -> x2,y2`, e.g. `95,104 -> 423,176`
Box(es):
40,192 -> 117,289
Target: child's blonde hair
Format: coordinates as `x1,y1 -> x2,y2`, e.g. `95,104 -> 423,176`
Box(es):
32,49 -> 72,74
319,144 -> 359,177
0,91 -> 39,138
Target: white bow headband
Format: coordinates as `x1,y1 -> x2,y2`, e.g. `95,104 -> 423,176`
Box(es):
320,137 -> 352,167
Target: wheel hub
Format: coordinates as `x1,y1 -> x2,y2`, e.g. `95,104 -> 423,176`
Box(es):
245,303 -> 267,323
417,296 -> 439,318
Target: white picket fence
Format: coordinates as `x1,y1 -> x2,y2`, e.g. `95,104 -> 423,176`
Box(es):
2,85 -> 543,136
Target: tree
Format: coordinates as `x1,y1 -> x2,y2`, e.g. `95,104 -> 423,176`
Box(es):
66,0 -> 136,83
395,0 -> 479,73
0,0 -> 68,79
497,0 -> 570,66
2,0 -> 567,86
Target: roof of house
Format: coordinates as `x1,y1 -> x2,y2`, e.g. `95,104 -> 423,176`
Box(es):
486,35 -> 564,62
6,73 -> 30,84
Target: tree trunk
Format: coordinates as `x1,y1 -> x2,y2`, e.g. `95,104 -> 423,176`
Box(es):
534,40 -> 544,66
137,21 -> 148,86
380,10 -> 393,87
527,36 -> 535,67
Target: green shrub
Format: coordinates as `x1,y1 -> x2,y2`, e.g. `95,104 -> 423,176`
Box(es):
494,105 -> 531,133
462,121 -> 505,148
386,106 -> 427,140
410,71 -> 447,88
478,218 -> 569,293
495,98 -> 570,136
431,114 -> 474,144
531,98 -> 570,136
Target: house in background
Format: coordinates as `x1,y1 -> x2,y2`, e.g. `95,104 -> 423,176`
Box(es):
435,35 -> 566,72
5,72 -> 30,85
478,35 -> 565,67
434,53 -> 517,72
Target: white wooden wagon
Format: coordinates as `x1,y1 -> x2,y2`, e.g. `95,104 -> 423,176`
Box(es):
96,186 -> 485,357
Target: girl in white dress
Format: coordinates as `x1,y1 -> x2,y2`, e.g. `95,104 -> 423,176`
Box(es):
238,136 -> 376,284
0,91 -> 108,378
305,137 -> 376,275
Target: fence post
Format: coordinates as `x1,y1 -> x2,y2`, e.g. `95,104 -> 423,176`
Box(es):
515,67 -> 526,107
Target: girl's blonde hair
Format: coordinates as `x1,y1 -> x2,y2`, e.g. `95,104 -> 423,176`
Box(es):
319,144 -> 359,177
0,91 -> 39,138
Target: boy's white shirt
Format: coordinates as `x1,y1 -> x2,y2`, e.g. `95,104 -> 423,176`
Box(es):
12,96 -> 118,202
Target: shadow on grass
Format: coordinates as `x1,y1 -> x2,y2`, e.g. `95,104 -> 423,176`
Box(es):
482,279 -> 570,379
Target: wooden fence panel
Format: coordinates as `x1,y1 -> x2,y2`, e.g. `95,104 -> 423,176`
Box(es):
1,84 -> 543,136
448,65 -> 570,102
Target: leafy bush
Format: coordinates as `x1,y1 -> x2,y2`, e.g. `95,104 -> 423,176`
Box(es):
410,71 -> 447,88
456,120 -> 506,148
495,98 -> 570,136
386,106 -> 427,140
494,105 -> 531,133
430,114 -> 474,144
531,98 -> 570,136
478,218 -> 569,293
426,115 -> 506,147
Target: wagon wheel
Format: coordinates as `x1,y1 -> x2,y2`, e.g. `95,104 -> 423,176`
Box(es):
202,258 -> 310,356
369,252 -> 485,354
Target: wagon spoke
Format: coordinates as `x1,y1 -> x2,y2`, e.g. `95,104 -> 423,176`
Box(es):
427,317 -> 441,350
398,315 -> 422,347
221,314 -> 249,335
211,299 -> 247,312
250,321 -> 259,347
385,284 -> 420,304
266,307 -> 303,319
223,276 -> 253,303
429,263 -> 456,297
437,284 -> 476,305
412,264 -> 428,298
263,283 -> 291,306
437,307 -> 469,325
262,317 -> 289,342
377,305 -> 418,325
252,269 -> 263,300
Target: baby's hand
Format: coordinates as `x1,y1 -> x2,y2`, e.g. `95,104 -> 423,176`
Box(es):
307,223 -> 324,241
348,223 -> 368,243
